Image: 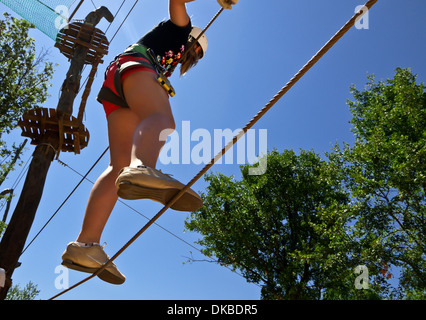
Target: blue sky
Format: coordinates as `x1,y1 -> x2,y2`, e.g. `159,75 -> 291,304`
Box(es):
1,0 -> 425,300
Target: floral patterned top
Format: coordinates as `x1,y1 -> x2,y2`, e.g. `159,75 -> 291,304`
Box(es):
137,19 -> 192,77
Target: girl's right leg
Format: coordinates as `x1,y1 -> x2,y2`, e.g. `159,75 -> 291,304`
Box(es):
116,70 -> 203,211
76,70 -> 173,244
122,70 -> 175,169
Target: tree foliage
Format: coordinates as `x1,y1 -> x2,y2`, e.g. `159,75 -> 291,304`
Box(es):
0,12 -> 55,134
0,12 -> 55,197
5,281 -> 40,300
340,67 -> 426,299
185,68 -> 425,300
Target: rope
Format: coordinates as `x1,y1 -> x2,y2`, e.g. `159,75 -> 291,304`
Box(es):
77,0 -> 134,93
109,0 -> 139,43
55,159 -> 254,283
104,0 -> 127,35
169,7 -> 224,74
49,0 -> 379,300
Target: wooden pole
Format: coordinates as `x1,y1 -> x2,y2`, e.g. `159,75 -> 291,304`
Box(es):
0,138 -> 57,299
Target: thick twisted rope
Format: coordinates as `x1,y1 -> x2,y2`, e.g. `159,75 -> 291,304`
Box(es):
49,0 -> 378,300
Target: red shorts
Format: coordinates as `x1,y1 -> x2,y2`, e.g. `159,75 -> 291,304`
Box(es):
101,55 -> 157,118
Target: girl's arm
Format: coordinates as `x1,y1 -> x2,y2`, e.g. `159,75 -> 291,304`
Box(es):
169,0 -> 194,27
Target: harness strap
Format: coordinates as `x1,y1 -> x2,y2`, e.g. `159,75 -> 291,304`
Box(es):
126,45 -> 176,97
113,59 -> 154,105
97,44 -> 176,108
96,49 -> 156,108
97,86 -> 129,108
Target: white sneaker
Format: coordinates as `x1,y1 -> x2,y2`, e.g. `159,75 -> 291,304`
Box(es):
61,242 -> 125,285
115,166 -> 203,211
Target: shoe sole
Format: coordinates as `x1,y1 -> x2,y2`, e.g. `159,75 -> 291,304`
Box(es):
62,260 -> 125,285
117,181 -> 203,212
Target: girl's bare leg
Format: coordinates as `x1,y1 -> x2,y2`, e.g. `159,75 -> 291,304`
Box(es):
76,108 -> 138,243
123,71 -> 175,169
76,70 -> 174,243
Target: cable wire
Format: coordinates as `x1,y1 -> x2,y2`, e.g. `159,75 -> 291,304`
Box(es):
109,0 -> 139,43
20,147 -> 109,256
55,158 -> 253,283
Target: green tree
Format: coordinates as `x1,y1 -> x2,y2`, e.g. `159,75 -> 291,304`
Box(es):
185,68 -> 425,300
5,281 -> 39,300
0,12 -> 55,198
338,67 -> 426,299
0,220 -> 6,236
0,12 -> 54,300
186,149 -> 358,299
0,12 -> 54,133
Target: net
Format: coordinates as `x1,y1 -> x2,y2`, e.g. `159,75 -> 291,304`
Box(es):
0,0 -> 75,40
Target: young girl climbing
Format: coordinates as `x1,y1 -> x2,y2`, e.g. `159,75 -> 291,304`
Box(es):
61,0 -> 238,285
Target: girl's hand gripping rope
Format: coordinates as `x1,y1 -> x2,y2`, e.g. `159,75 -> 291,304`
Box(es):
217,0 -> 238,10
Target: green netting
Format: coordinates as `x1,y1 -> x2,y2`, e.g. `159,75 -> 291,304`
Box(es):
0,0 -> 75,40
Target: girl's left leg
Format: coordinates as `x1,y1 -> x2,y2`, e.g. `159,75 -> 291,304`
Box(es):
62,108 -> 137,284
122,70 -> 175,169
76,108 -> 140,244
115,70 -> 203,211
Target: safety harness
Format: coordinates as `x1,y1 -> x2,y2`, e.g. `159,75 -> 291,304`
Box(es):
96,44 -> 176,109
